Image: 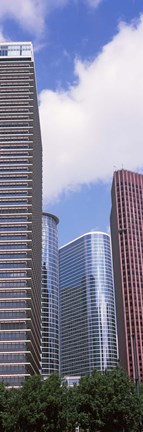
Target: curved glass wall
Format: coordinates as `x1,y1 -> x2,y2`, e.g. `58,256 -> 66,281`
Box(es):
59,232 -> 118,376
41,213 -> 59,377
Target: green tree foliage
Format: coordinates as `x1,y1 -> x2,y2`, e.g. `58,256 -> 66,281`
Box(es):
138,384 -> 143,429
17,374 -> 67,432
2,387 -> 22,432
40,374 -> 67,432
77,368 -> 141,432
0,383 -> 8,432
18,375 -> 44,432
0,369 -> 141,432
65,385 -> 79,432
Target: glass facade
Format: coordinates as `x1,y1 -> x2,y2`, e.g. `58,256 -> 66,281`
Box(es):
59,232 -> 118,377
41,213 -> 59,377
0,42 -> 42,386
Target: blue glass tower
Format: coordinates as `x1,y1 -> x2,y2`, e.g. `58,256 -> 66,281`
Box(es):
59,232 -> 118,376
41,213 -> 59,377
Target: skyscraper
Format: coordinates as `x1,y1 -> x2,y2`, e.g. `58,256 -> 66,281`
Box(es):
110,169 -> 143,382
41,213 -> 59,377
0,42 -> 42,386
59,232 -> 118,377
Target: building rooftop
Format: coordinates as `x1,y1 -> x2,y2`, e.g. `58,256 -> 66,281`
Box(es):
0,42 -> 33,60
60,231 -> 110,250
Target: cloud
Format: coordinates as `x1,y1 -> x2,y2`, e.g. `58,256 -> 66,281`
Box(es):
0,0 -> 46,36
0,0 -> 103,38
84,0 -> 103,8
0,0 -> 69,37
0,26 -> 7,42
39,15 -> 143,203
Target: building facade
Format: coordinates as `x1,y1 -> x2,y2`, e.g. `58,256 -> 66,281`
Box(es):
59,232 -> 118,377
110,169 -> 143,382
41,213 -> 59,377
0,42 -> 42,386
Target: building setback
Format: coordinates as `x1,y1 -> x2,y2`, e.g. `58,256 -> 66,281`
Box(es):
41,213 -> 59,377
110,169 -> 143,382
0,42 -> 42,386
59,232 -> 118,377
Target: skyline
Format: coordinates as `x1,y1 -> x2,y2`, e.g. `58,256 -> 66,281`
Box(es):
0,0 -> 143,246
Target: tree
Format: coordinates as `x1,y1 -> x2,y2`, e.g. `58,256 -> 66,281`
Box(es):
0,369 -> 141,432
65,385 -> 79,432
17,375 -> 44,432
77,368 -> 141,432
1,387 -> 22,432
138,384 -> 143,431
0,382 -> 8,432
40,373 -> 68,432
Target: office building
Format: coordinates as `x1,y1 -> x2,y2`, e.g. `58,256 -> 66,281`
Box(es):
41,213 -> 59,377
110,169 -> 143,382
0,42 -> 42,386
59,232 -> 118,377
64,376 -> 80,387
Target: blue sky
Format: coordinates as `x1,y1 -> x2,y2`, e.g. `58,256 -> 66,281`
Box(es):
0,0 -> 143,246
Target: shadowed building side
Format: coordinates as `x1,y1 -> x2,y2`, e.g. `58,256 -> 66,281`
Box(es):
0,42 -> 42,386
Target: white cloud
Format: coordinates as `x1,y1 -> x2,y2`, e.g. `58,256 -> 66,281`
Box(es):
47,0 -> 103,8
84,0 -> 102,8
0,26 -> 7,42
39,15 -> 143,203
0,0 -> 102,38
0,0 -> 104,38
0,0 -> 46,35
0,0 -> 69,37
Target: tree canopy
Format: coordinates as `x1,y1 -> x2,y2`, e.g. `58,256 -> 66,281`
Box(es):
77,368 -> 141,432
0,369 -> 142,432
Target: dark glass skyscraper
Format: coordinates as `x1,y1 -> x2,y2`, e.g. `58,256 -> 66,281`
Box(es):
41,213 -> 59,377
110,169 -> 143,383
59,232 -> 118,377
0,42 -> 42,386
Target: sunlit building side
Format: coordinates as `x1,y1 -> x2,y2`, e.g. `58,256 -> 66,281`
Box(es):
59,232 -> 118,377
41,213 -> 59,377
110,169 -> 143,382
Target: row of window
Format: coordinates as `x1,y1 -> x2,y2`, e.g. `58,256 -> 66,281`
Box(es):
0,343 -> 26,351
1,332 -> 27,340
0,322 -> 27,329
